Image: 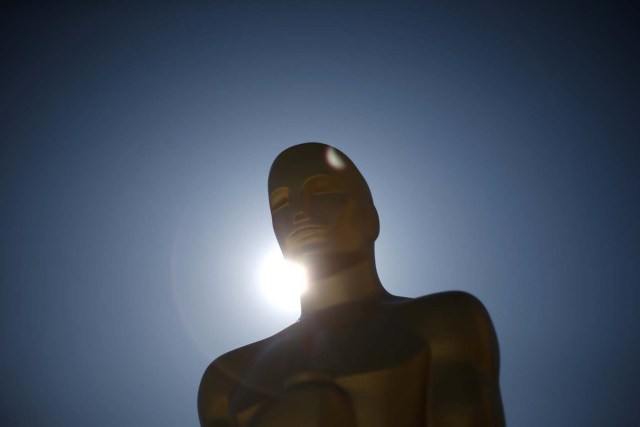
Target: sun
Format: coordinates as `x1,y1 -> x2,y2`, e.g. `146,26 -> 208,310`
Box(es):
259,248 -> 307,312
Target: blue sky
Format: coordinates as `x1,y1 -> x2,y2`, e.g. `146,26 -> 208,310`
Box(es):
1,1 -> 638,426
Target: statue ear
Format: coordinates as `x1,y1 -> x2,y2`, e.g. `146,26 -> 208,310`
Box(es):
366,205 -> 380,242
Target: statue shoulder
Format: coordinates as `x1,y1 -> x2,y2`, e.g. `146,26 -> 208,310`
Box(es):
198,327 -> 295,426
197,343 -> 259,426
209,340 -> 267,379
406,290 -> 490,320
200,324 -> 292,390
401,291 -> 500,375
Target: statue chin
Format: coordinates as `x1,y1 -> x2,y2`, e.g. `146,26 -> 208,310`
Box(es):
284,236 -> 334,259
288,248 -> 369,280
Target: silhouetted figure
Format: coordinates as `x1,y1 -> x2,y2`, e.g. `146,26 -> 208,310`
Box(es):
198,143 -> 505,426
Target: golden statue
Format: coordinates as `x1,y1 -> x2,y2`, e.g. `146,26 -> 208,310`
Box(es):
198,143 -> 505,426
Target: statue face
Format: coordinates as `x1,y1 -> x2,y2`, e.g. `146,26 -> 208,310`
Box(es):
268,145 -> 379,263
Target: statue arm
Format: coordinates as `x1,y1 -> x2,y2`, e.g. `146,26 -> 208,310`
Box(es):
424,291 -> 505,426
198,361 -> 235,427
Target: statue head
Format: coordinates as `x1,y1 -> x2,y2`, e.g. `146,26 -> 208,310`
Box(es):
268,143 -> 379,271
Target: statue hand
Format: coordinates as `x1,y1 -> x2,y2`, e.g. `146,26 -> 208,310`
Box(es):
248,372 -> 356,427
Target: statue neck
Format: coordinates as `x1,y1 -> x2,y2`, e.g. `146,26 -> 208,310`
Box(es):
299,247 -> 388,318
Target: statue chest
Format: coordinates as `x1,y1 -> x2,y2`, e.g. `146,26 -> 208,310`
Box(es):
229,310 -> 430,426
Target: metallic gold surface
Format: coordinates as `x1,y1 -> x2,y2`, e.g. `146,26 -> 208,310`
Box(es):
198,143 -> 505,426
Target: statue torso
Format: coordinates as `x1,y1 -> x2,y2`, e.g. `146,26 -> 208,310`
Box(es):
223,296 -> 431,426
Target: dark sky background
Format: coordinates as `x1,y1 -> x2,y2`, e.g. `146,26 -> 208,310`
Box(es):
1,1 -> 638,426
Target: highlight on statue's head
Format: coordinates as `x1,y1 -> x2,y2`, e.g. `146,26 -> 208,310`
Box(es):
325,146 -> 347,170
268,143 -> 379,263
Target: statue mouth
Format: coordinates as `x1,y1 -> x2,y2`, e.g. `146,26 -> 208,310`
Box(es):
287,225 -> 327,243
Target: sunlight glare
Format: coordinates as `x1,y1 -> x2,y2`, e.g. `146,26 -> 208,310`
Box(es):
326,147 -> 346,169
259,249 -> 307,312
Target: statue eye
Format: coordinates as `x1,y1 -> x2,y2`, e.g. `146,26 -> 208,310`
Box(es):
269,188 -> 290,212
306,176 -> 344,196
